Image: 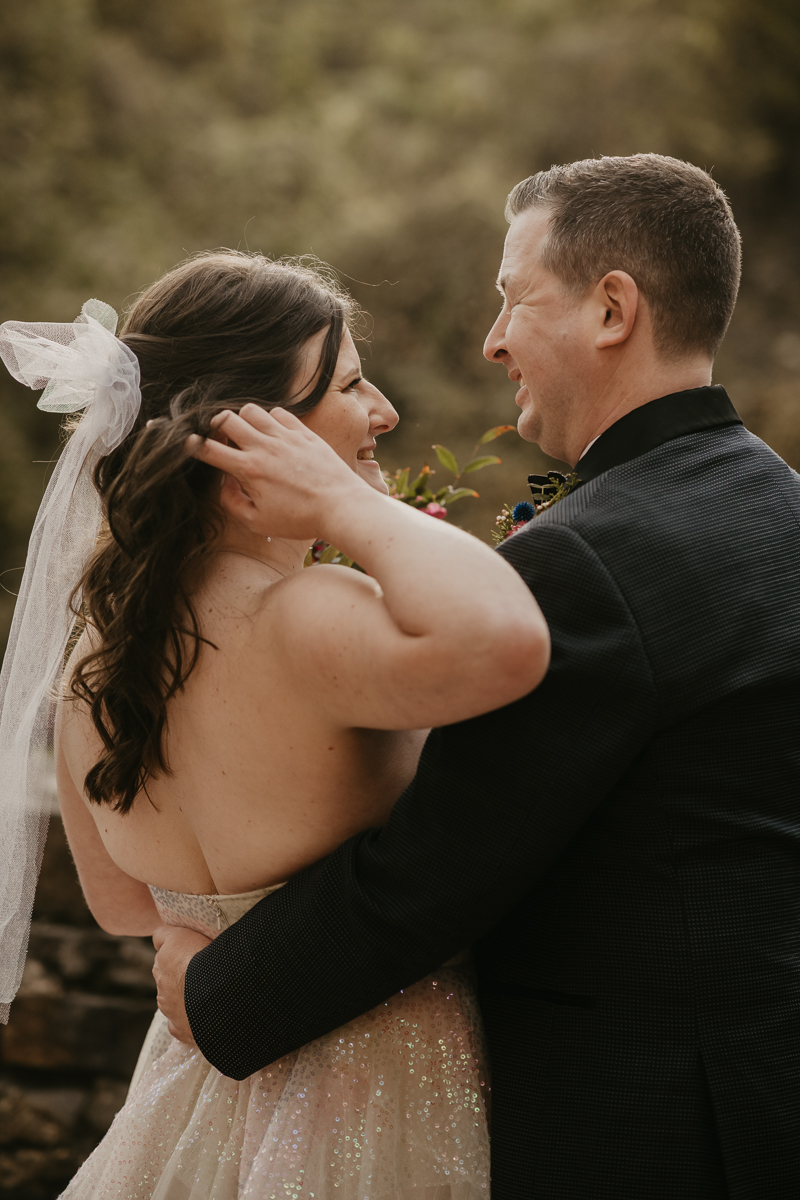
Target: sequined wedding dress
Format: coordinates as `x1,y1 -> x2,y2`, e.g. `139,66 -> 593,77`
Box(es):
60,883 -> 490,1200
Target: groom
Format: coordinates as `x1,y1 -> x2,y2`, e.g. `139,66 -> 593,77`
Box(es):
155,154 -> 800,1198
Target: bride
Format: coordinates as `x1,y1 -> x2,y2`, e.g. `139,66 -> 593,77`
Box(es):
0,251 -> 549,1199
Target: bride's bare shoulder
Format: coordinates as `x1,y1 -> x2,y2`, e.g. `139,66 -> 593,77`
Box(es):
266,562 -> 383,614
198,554 -> 381,631
254,563 -> 385,650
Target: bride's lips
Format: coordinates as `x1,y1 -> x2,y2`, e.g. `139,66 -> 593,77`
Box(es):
515,384 -> 529,406
355,448 -> 385,488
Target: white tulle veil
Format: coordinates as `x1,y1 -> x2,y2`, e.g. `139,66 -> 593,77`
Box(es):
0,299 -> 141,1021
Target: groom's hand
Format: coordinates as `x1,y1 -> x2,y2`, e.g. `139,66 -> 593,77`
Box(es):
152,925 -> 211,1045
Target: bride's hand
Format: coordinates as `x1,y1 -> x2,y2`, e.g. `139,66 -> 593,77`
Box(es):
188,401 -> 551,730
187,405 -> 373,541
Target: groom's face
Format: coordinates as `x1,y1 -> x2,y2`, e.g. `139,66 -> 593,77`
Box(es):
484,207 -> 596,463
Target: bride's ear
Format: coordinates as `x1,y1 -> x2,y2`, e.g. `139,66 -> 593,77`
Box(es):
219,470 -> 257,524
212,431 -> 259,522
217,463 -> 263,535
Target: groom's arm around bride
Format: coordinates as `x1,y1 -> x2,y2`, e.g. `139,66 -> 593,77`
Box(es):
159,154 -> 800,1199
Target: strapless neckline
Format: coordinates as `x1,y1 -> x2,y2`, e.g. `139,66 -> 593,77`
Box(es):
148,881 -> 286,939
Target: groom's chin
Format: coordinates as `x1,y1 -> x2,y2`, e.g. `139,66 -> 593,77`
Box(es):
517,411 -> 567,464
515,407 -> 540,445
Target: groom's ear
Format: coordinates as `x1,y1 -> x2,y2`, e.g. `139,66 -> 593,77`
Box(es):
594,271 -> 639,350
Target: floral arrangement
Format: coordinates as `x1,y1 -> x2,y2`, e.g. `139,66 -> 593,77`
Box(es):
493,500 -> 537,542
493,470 -> 581,542
305,424 -> 515,568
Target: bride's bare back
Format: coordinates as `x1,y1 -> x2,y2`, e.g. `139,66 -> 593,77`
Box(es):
60,551 -> 426,897
53,260 -> 549,938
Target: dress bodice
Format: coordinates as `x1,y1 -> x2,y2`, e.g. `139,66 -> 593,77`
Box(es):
148,882 -> 285,940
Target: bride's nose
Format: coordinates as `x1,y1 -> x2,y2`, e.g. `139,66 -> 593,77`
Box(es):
365,382 -> 399,434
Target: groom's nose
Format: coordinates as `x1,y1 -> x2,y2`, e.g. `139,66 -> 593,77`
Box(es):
483,311 -> 510,364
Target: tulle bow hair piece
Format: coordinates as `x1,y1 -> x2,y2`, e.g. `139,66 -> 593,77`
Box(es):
0,299 -> 141,1021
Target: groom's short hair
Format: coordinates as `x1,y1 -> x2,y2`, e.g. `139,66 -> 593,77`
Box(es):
506,154 -> 741,359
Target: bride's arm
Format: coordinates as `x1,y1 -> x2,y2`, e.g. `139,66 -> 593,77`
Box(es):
55,716 -> 160,937
170,519 -> 657,1077
191,406 -> 550,730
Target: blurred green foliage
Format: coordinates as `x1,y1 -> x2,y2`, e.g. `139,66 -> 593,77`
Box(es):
1,0 -> 800,647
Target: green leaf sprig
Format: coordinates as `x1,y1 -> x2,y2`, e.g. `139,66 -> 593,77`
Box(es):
387,424 -> 515,511
305,424 -> 515,568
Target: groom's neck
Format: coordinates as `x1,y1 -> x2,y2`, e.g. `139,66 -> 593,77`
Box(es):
566,358 -> 714,467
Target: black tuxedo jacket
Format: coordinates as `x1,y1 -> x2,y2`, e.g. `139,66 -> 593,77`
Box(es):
186,387 -> 800,1199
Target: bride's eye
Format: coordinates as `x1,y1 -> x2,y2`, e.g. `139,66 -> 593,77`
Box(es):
344,377 -> 362,392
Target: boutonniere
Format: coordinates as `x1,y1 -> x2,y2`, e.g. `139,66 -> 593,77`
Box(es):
493,470 -> 581,542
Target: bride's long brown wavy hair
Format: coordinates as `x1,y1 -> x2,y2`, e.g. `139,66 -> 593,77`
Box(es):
68,251 -> 358,813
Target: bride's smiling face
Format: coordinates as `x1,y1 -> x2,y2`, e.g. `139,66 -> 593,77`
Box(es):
291,327 -> 399,492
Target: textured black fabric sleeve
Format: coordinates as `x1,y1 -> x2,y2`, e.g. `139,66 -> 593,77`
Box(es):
185,522 -> 658,1079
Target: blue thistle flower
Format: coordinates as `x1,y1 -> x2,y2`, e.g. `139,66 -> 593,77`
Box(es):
511,501 -> 536,523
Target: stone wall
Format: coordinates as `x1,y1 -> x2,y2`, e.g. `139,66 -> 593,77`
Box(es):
0,816 -> 157,1198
